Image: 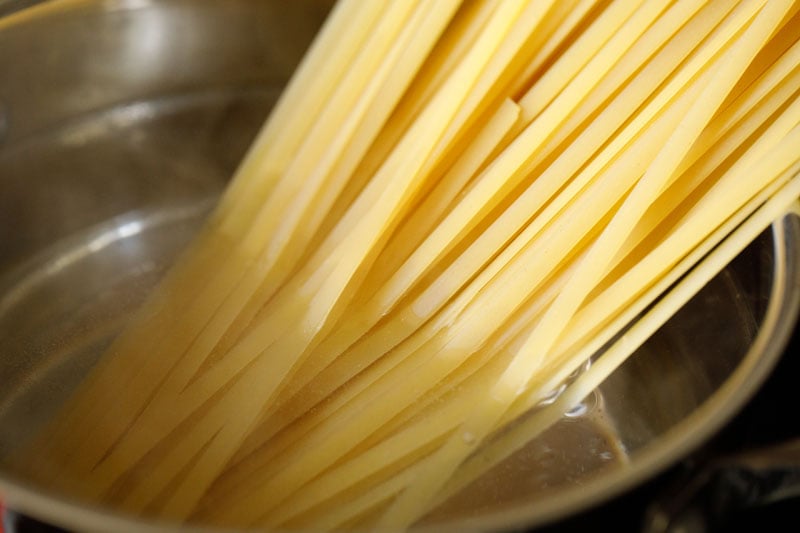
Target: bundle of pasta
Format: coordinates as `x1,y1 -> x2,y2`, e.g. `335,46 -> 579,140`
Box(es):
17,0 -> 800,530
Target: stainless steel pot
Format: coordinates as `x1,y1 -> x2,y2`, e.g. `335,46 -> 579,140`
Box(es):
0,1 -> 798,531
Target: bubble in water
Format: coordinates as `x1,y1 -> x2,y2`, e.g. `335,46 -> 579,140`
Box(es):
565,390 -> 598,418
565,401 -> 588,418
566,357 -> 593,382
539,383 -> 567,406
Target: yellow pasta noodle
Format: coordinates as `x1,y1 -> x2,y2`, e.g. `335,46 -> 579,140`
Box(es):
16,1 -> 800,530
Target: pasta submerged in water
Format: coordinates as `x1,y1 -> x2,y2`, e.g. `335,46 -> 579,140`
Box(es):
17,0 -> 800,529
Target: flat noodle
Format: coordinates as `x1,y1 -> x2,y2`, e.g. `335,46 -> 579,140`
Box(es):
16,0 -> 800,530
444,165 -> 800,504
378,0 -> 795,527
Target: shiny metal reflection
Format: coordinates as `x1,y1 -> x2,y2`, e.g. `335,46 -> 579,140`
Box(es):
0,1 -> 797,532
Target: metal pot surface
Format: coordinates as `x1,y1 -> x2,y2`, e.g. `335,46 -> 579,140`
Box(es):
0,1 -> 798,532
